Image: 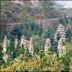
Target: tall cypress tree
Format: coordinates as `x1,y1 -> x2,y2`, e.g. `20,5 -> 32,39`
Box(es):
0,45 -> 3,65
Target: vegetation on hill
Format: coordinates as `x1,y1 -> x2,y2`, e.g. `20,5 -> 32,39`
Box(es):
0,43 -> 72,71
0,0 -> 72,71
0,1 -> 64,23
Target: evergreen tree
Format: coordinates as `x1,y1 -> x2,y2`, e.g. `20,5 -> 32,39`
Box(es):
66,28 -> 72,43
0,45 -> 3,65
60,15 -> 68,25
7,39 -> 14,59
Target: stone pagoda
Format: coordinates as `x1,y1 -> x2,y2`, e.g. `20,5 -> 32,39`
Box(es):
54,24 -> 66,42
28,37 -> 34,55
20,34 -> 27,50
2,35 -> 9,62
2,35 -> 8,53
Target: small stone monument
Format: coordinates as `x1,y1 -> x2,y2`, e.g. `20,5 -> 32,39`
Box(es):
2,35 -> 8,53
44,38 -> 51,52
3,54 -> 8,63
20,34 -> 25,47
14,37 -> 18,49
54,31 -> 59,42
20,34 -> 27,49
71,37 -> 72,43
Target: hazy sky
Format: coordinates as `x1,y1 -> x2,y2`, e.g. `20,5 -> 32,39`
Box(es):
56,1 -> 72,8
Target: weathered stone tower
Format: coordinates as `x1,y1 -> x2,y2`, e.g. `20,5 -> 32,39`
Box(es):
28,37 -> 34,55
2,35 -> 8,63
54,24 -> 66,42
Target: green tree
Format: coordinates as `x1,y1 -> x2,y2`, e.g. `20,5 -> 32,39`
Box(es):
21,22 -> 43,39
32,35 -> 43,55
60,43 -> 72,71
41,25 -> 56,39
0,45 -> 3,65
66,28 -> 72,43
11,26 -> 22,39
60,15 -> 68,25
7,39 -> 14,59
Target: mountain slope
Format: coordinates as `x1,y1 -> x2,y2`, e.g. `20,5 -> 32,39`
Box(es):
1,1 -> 64,23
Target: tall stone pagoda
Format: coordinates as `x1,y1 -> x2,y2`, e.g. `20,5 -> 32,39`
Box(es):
2,35 -> 8,53
54,24 -> 66,42
28,37 -> 34,55
2,35 -> 9,63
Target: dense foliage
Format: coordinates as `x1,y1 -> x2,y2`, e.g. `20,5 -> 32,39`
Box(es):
0,1 -> 72,72
0,43 -> 72,71
0,19 -> 72,71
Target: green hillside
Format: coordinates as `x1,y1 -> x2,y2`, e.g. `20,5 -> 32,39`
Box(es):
1,1 -> 64,23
